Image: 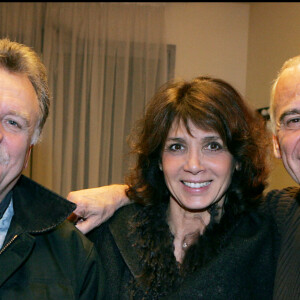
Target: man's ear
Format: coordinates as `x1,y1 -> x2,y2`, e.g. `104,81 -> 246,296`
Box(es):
23,145 -> 33,169
272,135 -> 282,159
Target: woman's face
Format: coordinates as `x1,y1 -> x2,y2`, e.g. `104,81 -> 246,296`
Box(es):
161,119 -> 236,211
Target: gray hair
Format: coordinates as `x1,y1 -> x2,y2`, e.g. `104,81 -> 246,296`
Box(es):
0,38 -> 50,143
270,55 -> 300,133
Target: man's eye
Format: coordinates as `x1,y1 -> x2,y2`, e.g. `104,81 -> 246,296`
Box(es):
285,117 -> 300,129
8,120 -> 20,127
4,119 -> 22,130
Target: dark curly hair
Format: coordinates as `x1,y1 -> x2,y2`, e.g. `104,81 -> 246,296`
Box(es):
125,76 -> 271,215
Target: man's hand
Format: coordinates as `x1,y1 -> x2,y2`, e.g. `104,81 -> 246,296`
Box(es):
67,184 -> 130,234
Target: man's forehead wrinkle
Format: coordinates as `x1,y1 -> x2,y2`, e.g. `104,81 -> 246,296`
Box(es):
0,105 -> 31,120
277,82 -> 300,100
274,76 -> 300,124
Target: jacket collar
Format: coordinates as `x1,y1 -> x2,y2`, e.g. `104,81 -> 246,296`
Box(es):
11,175 -> 76,233
109,204 -> 144,279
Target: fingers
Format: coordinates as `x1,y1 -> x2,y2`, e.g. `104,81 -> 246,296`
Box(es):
66,185 -> 130,234
75,218 -> 95,234
67,212 -> 79,223
67,191 -> 81,205
68,211 -> 96,234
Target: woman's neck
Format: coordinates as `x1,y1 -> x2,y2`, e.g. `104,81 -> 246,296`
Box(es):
167,198 -> 224,263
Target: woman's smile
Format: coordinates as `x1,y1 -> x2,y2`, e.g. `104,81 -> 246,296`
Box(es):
181,180 -> 212,188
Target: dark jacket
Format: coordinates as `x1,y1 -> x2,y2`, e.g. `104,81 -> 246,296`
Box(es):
89,202 -> 279,300
265,187 -> 300,300
0,175 -> 105,299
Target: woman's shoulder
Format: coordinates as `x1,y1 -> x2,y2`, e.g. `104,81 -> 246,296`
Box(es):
87,203 -> 142,244
110,203 -> 142,223
106,203 -> 143,236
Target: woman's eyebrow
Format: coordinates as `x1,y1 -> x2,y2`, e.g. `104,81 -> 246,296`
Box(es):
165,137 -> 185,142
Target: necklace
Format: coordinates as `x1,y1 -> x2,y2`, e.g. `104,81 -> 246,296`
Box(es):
167,205 -> 207,252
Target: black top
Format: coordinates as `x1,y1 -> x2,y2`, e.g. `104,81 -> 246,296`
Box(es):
89,200 -> 279,299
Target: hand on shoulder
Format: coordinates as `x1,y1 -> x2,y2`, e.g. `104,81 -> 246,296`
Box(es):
67,184 -> 130,234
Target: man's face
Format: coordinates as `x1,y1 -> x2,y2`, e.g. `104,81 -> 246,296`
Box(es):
0,68 -> 40,201
273,65 -> 300,184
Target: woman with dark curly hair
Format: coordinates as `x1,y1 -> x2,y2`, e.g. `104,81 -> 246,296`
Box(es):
78,77 -> 278,300
85,76 -> 278,299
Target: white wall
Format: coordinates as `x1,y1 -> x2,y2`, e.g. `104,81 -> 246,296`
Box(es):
165,2 -> 250,96
164,2 -> 299,191
247,2 -> 300,109
246,2 -> 300,191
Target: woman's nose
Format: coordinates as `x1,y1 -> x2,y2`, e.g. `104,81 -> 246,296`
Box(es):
184,150 -> 204,174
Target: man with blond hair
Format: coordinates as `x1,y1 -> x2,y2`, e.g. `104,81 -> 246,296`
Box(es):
0,38 -> 103,299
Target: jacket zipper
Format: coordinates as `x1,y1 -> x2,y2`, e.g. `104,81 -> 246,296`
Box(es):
0,223 -> 62,256
0,234 -> 18,255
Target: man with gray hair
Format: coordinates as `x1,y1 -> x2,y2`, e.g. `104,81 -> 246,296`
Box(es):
0,38 -> 103,299
268,55 -> 300,300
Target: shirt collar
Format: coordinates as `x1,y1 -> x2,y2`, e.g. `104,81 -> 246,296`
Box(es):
0,191 -> 13,219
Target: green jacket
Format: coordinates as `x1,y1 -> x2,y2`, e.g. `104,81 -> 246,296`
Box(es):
0,175 -> 105,299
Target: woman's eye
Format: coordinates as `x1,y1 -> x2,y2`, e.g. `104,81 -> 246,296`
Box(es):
205,142 -> 222,151
169,143 -> 184,151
